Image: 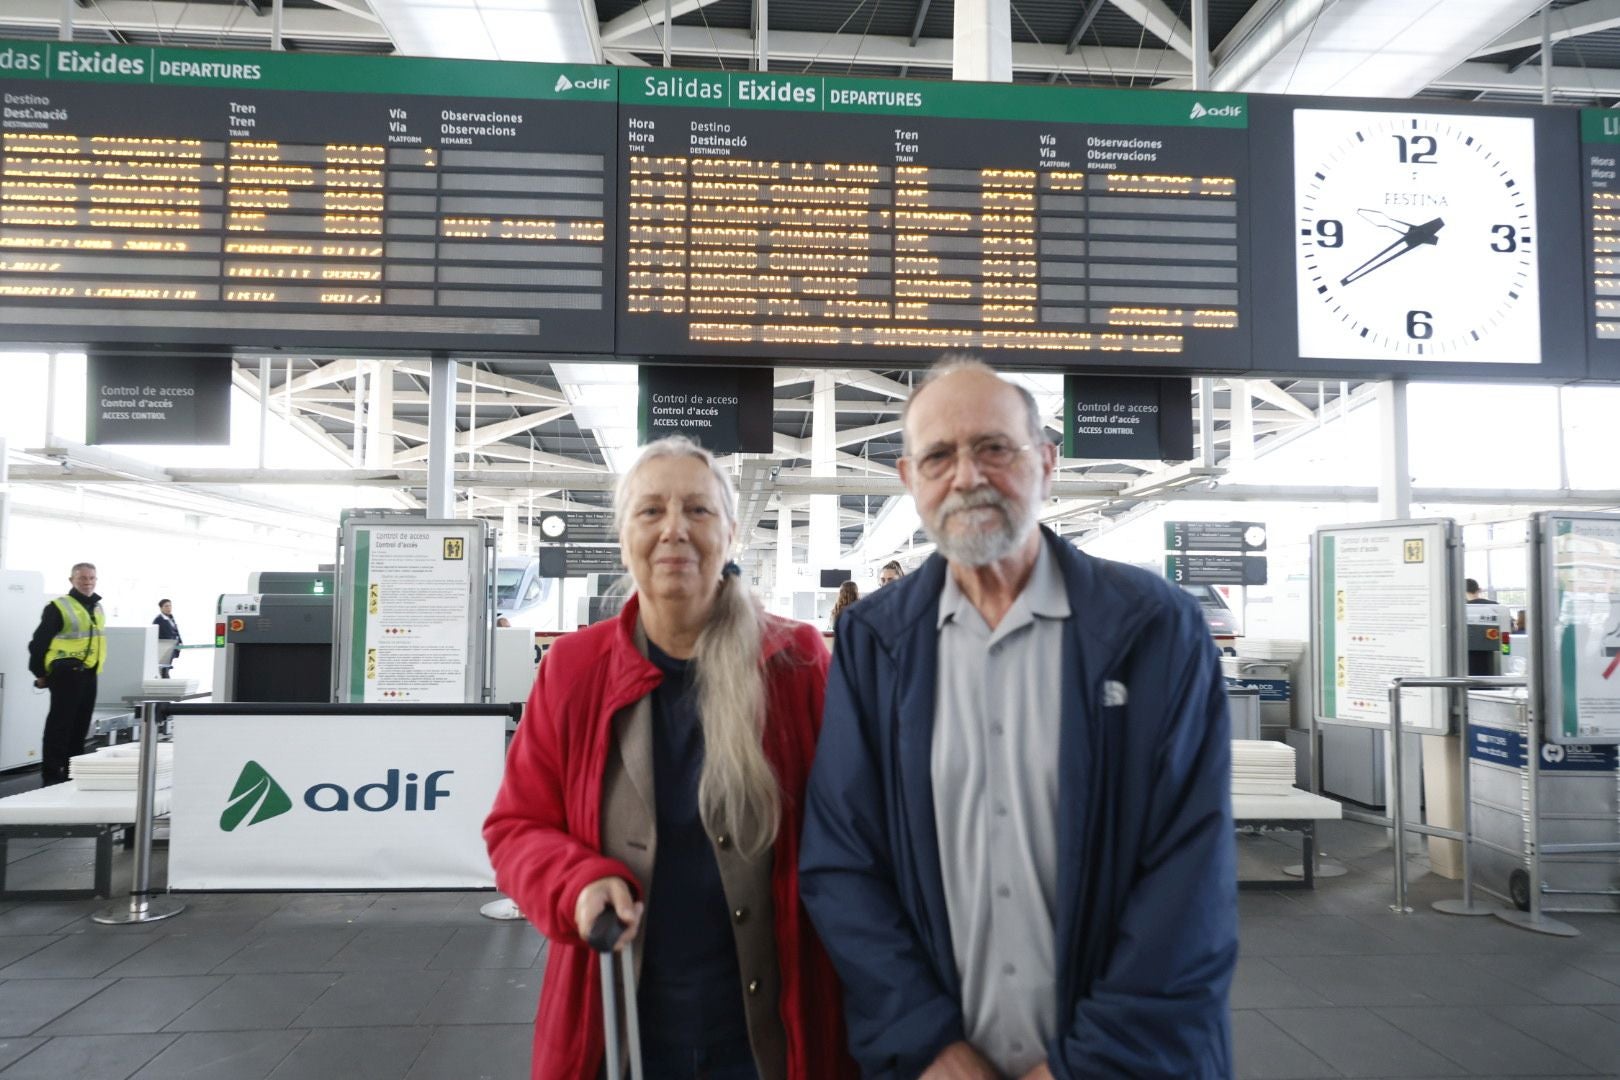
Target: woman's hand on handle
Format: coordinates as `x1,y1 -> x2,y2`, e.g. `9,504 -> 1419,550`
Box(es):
574,877 -> 642,951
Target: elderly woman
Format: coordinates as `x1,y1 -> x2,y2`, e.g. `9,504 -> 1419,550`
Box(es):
484,436 -> 851,1080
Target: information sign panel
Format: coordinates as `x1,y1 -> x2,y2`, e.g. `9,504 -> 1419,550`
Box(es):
615,71 -> 1250,368
1165,520 -> 1267,552
0,40 -> 618,352
1166,553 -> 1267,585
1313,520 -> 1457,733
1536,512 -> 1620,744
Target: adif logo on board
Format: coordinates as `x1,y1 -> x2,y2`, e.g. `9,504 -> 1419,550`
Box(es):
1190,101 -> 1243,120
554,73 -> 611,93
554,74 -> 574,93
219,761 -> 456,831
219,760 -> 293,831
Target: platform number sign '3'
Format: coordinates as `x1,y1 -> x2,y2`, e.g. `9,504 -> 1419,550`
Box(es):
442,537 -> 464,560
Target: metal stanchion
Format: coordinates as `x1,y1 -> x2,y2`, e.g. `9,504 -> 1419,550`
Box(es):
1384,675 -> 1528,917
93,701 -> 184,926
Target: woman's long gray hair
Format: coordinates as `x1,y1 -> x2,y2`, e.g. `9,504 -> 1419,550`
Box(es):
613,436 -> 780,859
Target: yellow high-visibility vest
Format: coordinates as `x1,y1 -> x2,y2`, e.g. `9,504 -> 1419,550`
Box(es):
43,595 -> 105,672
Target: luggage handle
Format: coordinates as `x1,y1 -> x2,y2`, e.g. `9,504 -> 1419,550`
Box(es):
588,908 -> 644,1080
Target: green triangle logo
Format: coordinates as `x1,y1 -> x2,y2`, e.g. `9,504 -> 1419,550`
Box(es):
220,760 -> 293,832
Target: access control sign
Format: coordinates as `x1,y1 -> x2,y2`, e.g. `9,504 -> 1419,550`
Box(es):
169,712 -> 506,889
85,350 -> 230,445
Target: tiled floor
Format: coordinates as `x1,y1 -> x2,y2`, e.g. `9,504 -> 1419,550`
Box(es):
3,769 -> 1618,1079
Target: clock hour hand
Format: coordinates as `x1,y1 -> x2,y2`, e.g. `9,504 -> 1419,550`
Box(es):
1338,216 -> 1444,287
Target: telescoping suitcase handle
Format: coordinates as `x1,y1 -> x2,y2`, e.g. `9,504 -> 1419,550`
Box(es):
588,909 -> 644,1080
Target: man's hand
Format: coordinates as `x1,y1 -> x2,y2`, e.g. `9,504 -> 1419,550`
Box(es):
33,677 -> 46,689
920,1041 -> 1000,1079
1020,1065 -> 1054,1080
573,876 -> 641,950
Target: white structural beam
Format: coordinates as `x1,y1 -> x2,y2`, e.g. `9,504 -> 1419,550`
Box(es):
1108,0 -> 1196,59
1431,61 -> 1620,95
954,0 -> 1012,82
364,359 -> 393,468
1209,0 -> 1331,91
0,0 -> 387,43
599,0 -> 724,42
1472,0 -> 1620,56
231,367 -> 356,467
834,420 -> 903,448
391,406 -> 571,463
604,26 -> 1189,78
809,373 -> 841,568
1377,380 -> 1411,519
1245,379 -> 1318,421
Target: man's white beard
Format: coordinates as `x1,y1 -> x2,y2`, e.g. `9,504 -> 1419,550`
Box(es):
925,486 -> 1037,567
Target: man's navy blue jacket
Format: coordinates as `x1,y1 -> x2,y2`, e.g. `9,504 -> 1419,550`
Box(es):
800,529 -> 1237,1078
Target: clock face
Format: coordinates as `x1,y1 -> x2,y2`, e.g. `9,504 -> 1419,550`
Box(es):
1294,109 -> 1540,364
540,515 -> 566,539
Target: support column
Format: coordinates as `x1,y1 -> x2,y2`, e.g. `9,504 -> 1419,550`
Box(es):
501,504 -> 520,555
1228,378 -> 1254,464
953,0 -> 1011,82
0,436 -> 10,569
1377,380 -> 1411,519
351,364 -> 366,467
756,0 -> 768,71
365,359 -> 394,468
427,355 -> 457,518
59,0 -> 72,40
257,357 -> 270,470
1192,0 -> 1210,89
808,373 -> 840,572
1198,377 -> 1216,467
775,504 -> 795,607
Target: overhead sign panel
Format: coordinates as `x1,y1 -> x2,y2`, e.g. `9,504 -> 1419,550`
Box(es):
1063,375 -> 1192,460
1166,521 -> 1268,553
615,71 -> 1251,368
1166,554 -> 1268,586
1581,111 -> 1620,378
84,347 -> 230,444
0,40 -> 618,353
638,365 -> 774,452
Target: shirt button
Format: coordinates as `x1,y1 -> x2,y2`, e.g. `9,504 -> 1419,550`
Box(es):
995,802 -> 1008,817
733,907 -> 748,924
747,979 -> 760,995
714,833 -> 732,851
1003,963 -> 1017,976
990,723 -> 1004,736
1011,1041 -> 1025,1054
997,885 -> 1011,898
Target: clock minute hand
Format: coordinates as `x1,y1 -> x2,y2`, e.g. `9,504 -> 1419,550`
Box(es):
1356,208 -> 1419,234
1338,216 -> 1445,287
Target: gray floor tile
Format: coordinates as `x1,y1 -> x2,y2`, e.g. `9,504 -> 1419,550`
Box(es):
37,975 -> 228,1035
264,1026 -> 432,1080
404,1024 -> 532,1080
1237,890 -> 1311,918
0,939 -> 57,970
1230,957 -> 1333,1009
211,929 -> 358,974
129,1030 -> 307,1080
353,895 -> 468,926
0,1041 -> 42,1073
1263,1007 -> 1467,1077
1590,1004 -> 1620,1024
164,973 -> 342,1032
1231,1010 -> 1338,1080
1462,953 -> 1620,1005
294,970 -> 449,1028
1270,954 -> 1546,1008
322,927 -> 455,972
1568,952 -> 1620,987
0,932 -> 155,979
99,931 -> 257,977
1488,1004 -> 1620,1074
1238,914 -> 1405,958
426,926 -> 543,970
0,902 -> 98,936
0,1033 -> 175,1080
1373,1005 -> 1592,1075
250,895 -> 376,930
416,970 -> 541,1025
0,979 -> 113,1037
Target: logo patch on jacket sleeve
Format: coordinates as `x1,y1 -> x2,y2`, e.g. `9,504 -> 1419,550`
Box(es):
1103,680 -> 1129,707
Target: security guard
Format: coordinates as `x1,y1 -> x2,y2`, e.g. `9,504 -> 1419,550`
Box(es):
27,563 -> 106,787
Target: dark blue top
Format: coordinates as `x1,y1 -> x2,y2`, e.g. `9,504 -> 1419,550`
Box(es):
638,641 -> 749,1050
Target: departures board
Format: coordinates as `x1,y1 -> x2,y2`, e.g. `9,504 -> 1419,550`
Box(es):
1582,110 -> 1620,378
0,42 -> 617,352
616,72 -> 1251,368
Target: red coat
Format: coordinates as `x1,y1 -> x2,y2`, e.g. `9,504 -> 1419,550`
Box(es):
484,595 -> 853,1079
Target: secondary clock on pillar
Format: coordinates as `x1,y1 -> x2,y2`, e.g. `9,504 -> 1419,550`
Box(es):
1293,109 -> 1540,364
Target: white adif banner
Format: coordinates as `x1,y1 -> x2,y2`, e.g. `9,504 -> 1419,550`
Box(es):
169,712 -> 506,890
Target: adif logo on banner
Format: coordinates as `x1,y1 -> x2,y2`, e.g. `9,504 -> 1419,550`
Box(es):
554,73 -> 611,93
1190,101 -> 1243,120
219,761 -> 453,831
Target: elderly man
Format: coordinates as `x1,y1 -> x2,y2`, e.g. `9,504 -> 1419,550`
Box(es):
800,357 -> 1235,1079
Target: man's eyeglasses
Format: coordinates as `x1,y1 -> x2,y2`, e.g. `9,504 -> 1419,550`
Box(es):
908,437 -> 1031,481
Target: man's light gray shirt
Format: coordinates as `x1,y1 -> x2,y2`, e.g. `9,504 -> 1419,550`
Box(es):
931,540 -> 1070,1076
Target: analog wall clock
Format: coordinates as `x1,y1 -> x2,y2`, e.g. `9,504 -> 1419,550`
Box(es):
540,514 -> 567,539
1294,109 -> 1540,364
